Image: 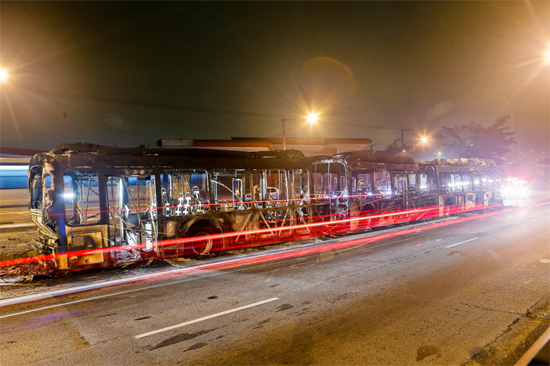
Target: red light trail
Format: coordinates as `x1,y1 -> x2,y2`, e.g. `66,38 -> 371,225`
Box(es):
1,197 -> 548,272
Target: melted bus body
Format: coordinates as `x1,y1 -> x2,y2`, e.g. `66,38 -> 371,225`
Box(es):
311,153 -> 504,233
28,144 -> 312,269
27,144 -> 504,270
311,152 -> 428,233
418,158 -> 503,216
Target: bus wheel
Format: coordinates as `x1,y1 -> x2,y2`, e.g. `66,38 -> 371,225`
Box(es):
188,228 -> 216,257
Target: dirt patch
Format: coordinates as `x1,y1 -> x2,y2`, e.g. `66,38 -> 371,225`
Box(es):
0,229 -> 40,259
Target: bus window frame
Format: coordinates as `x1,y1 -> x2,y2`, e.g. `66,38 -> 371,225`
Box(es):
63,170 -> 102,227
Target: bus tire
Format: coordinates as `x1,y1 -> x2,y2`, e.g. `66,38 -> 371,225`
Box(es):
187,226 -> 218,258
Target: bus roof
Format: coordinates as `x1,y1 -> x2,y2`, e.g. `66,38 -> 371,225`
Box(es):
331,151 -> 416,164
418,158 -> 498,167
44,143 -> 305,159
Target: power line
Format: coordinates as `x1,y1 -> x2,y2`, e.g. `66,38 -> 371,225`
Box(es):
75,113 -> 252,132
330,120 -> 410,131
23,85 -> 278,119
23,85 -> 409,131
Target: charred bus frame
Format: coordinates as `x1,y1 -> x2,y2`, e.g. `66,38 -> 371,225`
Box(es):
27,144 -> 504,270
417,158 -> 503,216
28,144 -> 312,269
310,153 -> 504,232
311,152 -> 424,232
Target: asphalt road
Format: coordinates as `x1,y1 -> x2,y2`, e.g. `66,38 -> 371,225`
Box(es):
1,200 -> 549,365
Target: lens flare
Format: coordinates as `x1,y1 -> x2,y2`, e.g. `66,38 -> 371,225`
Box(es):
544,46 -> 550,65
0,67 -> 9,83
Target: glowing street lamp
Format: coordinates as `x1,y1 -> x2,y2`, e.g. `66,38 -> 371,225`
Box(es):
544,45 -> 550,65
0,67 -> 9,83
306,112 -> 320,124
420,136 -> 429,144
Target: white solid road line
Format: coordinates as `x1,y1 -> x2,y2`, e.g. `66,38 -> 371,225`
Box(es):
135,297 -> 280,339
0,248 -> 291,309
0,276 -> 150,309
0,289 -> 146,320
446,237 -> 479,248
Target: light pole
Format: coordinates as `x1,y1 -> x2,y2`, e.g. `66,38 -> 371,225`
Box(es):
281,116 -> 292,151
400,128 -> 413,150
281,112 -> 319,150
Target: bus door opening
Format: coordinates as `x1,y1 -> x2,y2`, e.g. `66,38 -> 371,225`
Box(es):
392,172 -> 409,224
62,170 -> 106,267
313,161 -> 349,222
29,167 -> 53,230
107,175 -> 157,262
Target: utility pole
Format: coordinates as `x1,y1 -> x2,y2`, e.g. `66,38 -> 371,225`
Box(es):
281,117 -> 292,150
401,128 -> 413,150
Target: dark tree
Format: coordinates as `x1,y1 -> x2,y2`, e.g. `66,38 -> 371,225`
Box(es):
500,148 -> 550,188
483,116 -> 517,157
376,139 -> 403,156
375,139 -> 411,156
434,116 -> 515,162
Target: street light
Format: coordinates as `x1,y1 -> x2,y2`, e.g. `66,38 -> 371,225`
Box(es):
400,128 -> 413,150
0,67 -> 9,83
420,136 -> 429,144
306,112 -> 320,124
282,112 -> 320,150
544,45 -> 550,65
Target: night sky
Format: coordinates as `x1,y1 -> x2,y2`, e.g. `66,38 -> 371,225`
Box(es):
1,1 -> 549,152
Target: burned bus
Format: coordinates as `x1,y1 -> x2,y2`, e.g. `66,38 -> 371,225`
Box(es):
311,151 -> 431,233
310,153 -> 504,233
417,158 -> 503,216
28,143 -> 312,269
27,143 -> 505,270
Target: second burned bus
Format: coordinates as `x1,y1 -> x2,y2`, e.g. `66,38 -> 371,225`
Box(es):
310,152 -> 503,233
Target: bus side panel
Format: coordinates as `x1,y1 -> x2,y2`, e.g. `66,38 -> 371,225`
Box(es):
64,225 -> 107,267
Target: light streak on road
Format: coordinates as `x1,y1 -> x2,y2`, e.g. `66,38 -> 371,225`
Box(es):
0,205 -> 439,268
1,197 -> 549,315
1,197 -> 549,271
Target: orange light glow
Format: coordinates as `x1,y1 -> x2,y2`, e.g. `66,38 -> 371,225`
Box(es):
306,112 -> 320,124
0,67 -> 9,83
544,46 -> 550,65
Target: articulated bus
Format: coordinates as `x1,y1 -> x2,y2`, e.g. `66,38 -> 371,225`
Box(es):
27,144 -> 503,270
